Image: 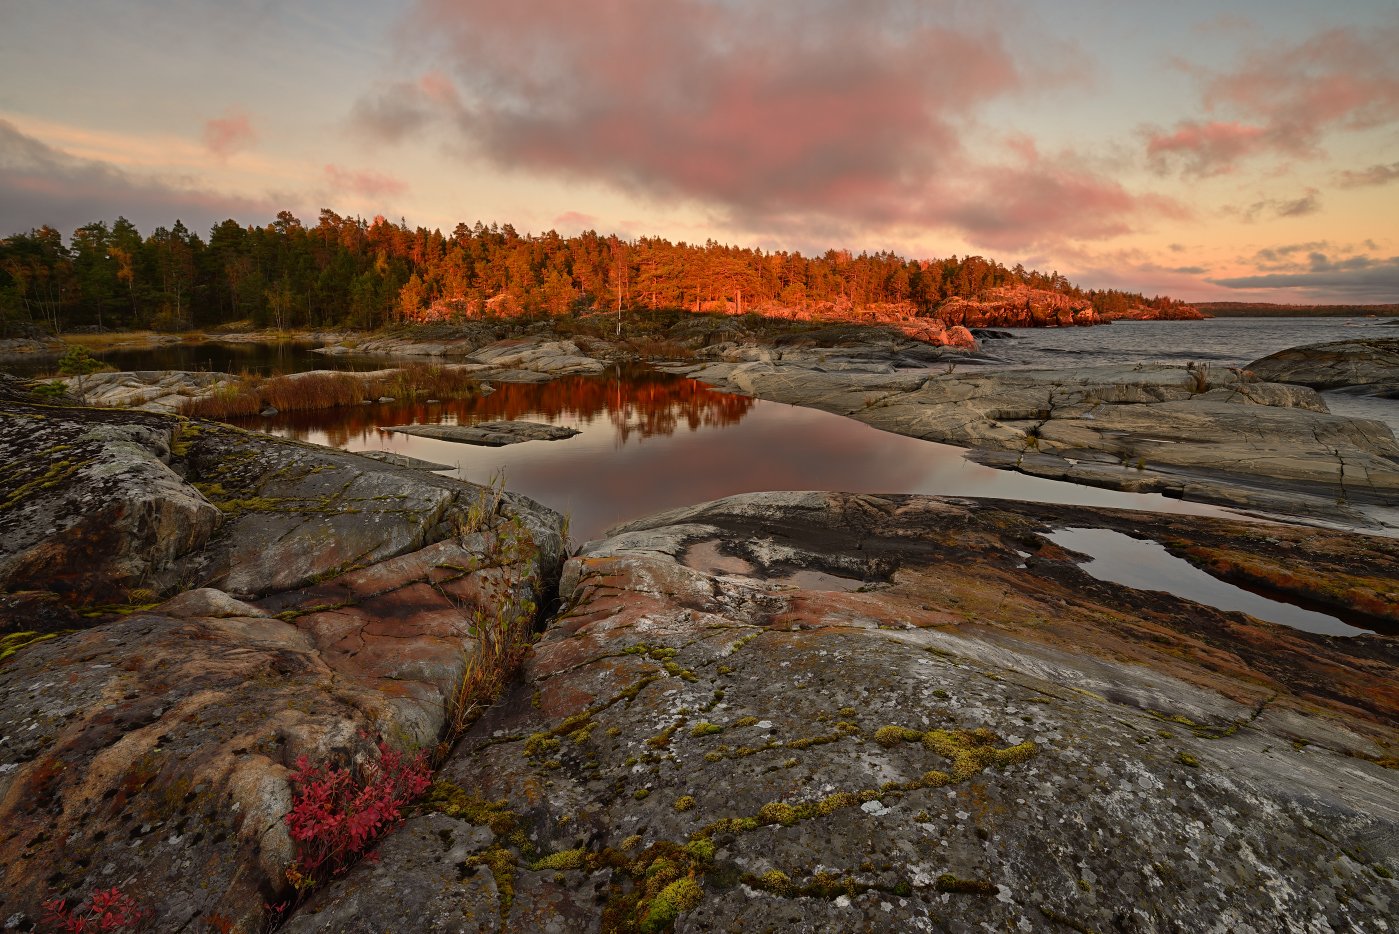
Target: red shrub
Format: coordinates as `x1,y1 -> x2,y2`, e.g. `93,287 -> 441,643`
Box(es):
42,886 -> 147,932
283,741 -> 431,888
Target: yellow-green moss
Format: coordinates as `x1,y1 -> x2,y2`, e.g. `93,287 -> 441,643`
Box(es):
874,725 -> 924,747
689,722 -> 723,737
673,795 -> 696,812
756,869 -> 795,896
757,802 -> 798,826
0,631 -> 60,664
641,877 -> 703,933
525,732 -> 561,757
532,848 -> 588,871
467,845 -> 517,919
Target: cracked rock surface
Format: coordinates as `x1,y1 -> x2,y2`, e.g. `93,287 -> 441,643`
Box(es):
293,492 -> 1398,933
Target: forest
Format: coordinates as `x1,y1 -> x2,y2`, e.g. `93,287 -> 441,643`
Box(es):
1,210 -> 1188,335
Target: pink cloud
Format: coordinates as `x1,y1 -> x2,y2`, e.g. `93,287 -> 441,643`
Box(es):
1145,121 -> 1269,177
348,1 -> 1185,251
201,109 -> 257,158
1147,21 -> 1399,176
552,211 -> 597,231
933,151 -> 1189,251
323,164 -> 408,198
1,119 -> 279,236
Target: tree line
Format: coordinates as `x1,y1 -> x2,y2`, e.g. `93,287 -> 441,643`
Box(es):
0,210 -> 1189,335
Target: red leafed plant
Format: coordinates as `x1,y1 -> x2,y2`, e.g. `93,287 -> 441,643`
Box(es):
42,886 -> 147,932
283,740 -> 431,889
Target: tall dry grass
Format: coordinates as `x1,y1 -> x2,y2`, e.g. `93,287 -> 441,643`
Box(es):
181,363 -> 478,421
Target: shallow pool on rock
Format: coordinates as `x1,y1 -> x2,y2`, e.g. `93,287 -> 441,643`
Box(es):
240,368 -> 1240,543
1046,526 -> 1371,637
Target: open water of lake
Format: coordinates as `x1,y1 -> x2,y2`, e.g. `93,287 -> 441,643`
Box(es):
984,317 -> 1397,433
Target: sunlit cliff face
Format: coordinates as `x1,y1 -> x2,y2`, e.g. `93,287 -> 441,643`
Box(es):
1,0 -> 1396,303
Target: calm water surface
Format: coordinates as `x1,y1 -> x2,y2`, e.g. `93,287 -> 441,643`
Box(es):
2,341 -> 387,378
240,369 -> 1237,544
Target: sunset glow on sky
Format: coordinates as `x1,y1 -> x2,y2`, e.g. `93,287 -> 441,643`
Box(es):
2,0 -> 1397,302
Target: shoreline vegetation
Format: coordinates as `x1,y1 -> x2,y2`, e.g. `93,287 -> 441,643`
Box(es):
177,363 -> 481,421
3,210 -> 1196,340
1195,301 -> 1399,317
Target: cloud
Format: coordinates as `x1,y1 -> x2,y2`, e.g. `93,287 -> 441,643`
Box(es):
323,164 -> 407,198
1145,19 -> 1399,176
1145,121 -> 1270,177
201,109 -> 257,158
352,0 -> 1168,250
1210,250 -> 1399,300
1336,161 -> 1399,188
0,118 -> 276,237
1233,188 -> 1321,223
552,211 -> 597,232
933,152 -> 1188,250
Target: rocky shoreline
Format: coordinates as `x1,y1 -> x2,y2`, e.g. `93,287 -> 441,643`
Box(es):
1,332 -> 1396,932
35,332 -> 1399,530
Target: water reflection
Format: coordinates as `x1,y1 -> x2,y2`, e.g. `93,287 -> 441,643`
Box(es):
1045,527 -> 1370,637
241,368 -> 1237,543
250,368 -> 753,448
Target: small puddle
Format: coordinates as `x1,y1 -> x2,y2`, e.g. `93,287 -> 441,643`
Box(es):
1045,527 -> 1372,637
682,541 -> 865,591
682,540 -> 755,576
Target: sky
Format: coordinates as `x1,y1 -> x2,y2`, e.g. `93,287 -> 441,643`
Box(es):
2,0 -> 1397,303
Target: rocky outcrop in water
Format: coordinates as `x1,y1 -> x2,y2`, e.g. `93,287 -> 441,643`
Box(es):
0,385 -> 565,932
289,492 -> 1398,932
937,287 -> 1101,328
54,369 -> 242,412
1247,337 -> 1399,398
384,420 -> 582,446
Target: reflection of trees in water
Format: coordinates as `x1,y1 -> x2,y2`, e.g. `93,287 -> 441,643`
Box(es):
239,369 -> 754,448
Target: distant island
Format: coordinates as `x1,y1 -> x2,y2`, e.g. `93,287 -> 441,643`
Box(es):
1196,302 -> 1399,318
2,210 -> 1198,338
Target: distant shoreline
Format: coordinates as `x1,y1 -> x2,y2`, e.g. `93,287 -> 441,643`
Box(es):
1195,302 -> 1399,318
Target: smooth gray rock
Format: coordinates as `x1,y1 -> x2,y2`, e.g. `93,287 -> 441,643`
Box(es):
353,450 -> 454,470
1248,338 -> 1399,396
383,420 -> 581,446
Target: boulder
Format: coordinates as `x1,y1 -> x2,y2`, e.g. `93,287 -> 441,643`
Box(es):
468,338 -> 608,376
0,392 -> 566,933
1247,338 -> 1399,397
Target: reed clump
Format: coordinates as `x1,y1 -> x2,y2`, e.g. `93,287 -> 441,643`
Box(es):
181,363 -> 477,421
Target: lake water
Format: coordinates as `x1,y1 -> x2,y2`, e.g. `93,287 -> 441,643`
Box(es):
1,340 -> 382,378
8,319 -> 1388,637
985,316 -> 1394,368
240,369 -> 1238,544
985,317 -> 1398,433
